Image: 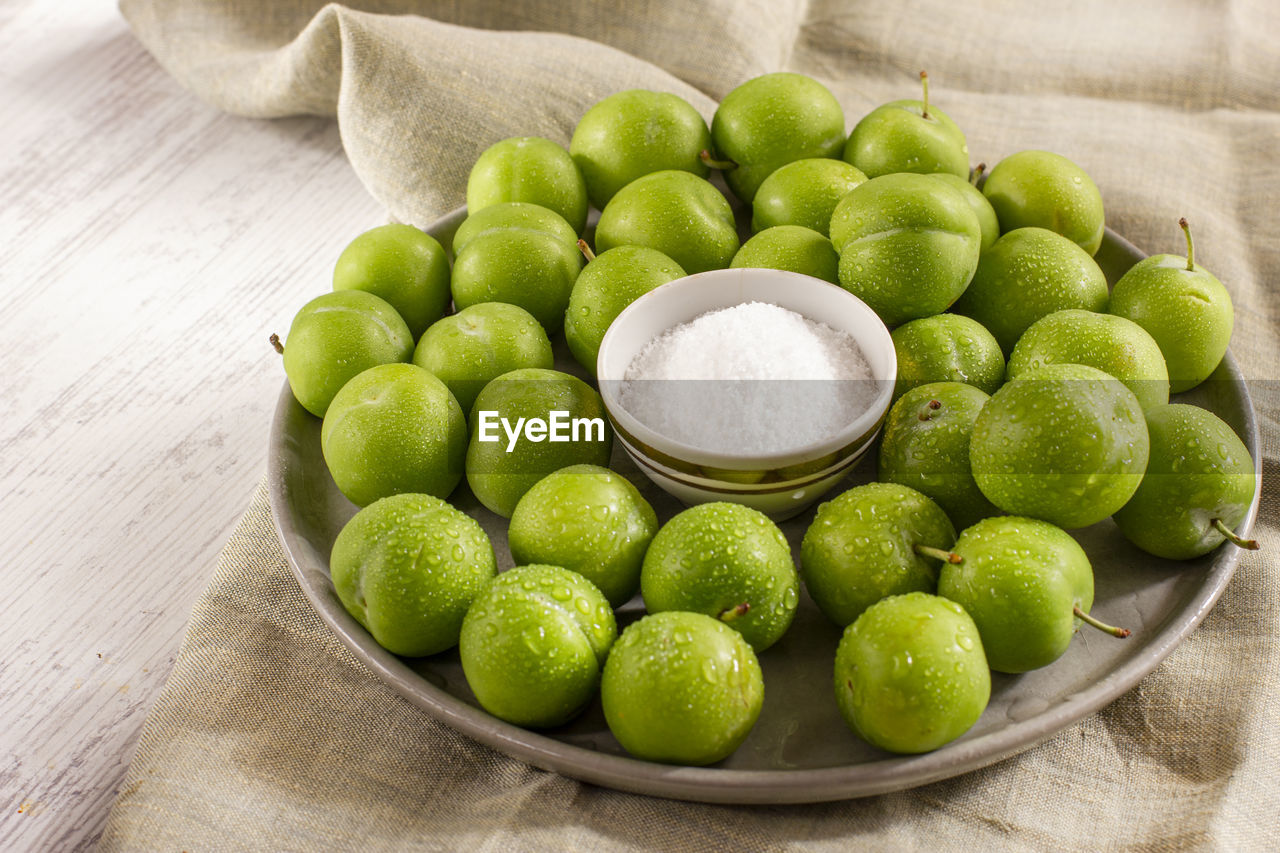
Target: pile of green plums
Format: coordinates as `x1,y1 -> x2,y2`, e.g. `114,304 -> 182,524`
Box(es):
269,68 -> 1258,768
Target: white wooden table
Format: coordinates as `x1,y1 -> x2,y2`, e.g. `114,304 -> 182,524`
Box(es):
1,3 -> 384,848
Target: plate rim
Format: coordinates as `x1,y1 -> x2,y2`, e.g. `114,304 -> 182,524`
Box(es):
266,213 -> 1261,805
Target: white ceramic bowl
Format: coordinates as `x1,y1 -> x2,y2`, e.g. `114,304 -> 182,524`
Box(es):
595,267 -> 896,520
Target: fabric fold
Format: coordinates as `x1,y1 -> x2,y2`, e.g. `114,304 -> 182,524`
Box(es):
122,1 -> 736,225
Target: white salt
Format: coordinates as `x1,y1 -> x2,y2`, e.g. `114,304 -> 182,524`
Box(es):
618,302 -> 877,455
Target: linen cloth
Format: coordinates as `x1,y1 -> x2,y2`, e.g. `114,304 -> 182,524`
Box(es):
105,1 -> 1280,848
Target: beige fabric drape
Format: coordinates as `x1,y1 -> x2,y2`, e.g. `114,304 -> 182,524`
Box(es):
104,1 -> 1280,847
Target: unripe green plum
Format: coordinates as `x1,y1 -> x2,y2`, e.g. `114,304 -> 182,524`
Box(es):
466,136 -> 588,233
709,72 -> 846,203
465,368 -> 612,517
641,502 -> 798,651
930,172 -> 1000,253
751,157 -> 866,236
1007,309 -> 1169,411
939,516 -> 1115,673
507,465 -> 659,606
730,225 -> 839,283
569,89 -> 711,209
450,227 -> 583,334
843,73 -> 969,179
413,302 -> 553,413
877,383 -> 999,530
890,314 -> 1004,402
602,611 -> 764,765
834,592 -> 989,754
330,493 -> 496,657
459,564 -> 616,728
1112,404 -> 1258,559
1109,219 -> 1234,393
332,223 -> 450,340
594,170 -> 738,274
952,227 -> 1108,353
983,150 -> 1105,256
281,290 -> 413,417
970,363 -> 1149,528
564,245 -> 685,375
830,173 -> 981,327
800,483 -> 956,627
321,363 -> 467,506
451,202 -> 578,255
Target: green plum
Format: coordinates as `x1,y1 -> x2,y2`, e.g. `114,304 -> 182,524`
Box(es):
507,465 -> 659,606
321,363 -> 467,506
465,368 -> 612,517
641,502 -> 798,651
1007,309 -> 1169,411
594,170 -> 739,274
564,245 -> 685,375
931,169 -> 1000,253
877,383 -> 1000,530
459,564 -> 616,728
829,173 -> 981,326
940,516 -> 1128,673
279,290 -> 413,417
569,89 -> 711,209
1109,218 -> 1234,393
451,202 -> 578,255
1113,403 -> 1258,559
834,592 -> 989,754
800,483 -> 957,627
602,611 -> 764,765
466,136 -> 588,233
450,227 -> 583,334
730,225 -> 839,283
970,363 -> 1149,528
891,314 -> 1005,401
751,157 -> 867,236
983,150 -> 1105,256
708,72 -> 847,203
413,302 -> 553,413
952,226 -> 1108,353
332,223 -> 450,340
843,71 -> 969,180
330,493 -> 496,657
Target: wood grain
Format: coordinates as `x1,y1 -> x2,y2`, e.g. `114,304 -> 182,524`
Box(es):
0,3 -> 385,848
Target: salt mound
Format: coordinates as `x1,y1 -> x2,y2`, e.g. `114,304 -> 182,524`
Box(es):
619,302 -> 878,455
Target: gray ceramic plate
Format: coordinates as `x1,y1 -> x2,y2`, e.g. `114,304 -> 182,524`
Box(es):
267,209 -> 1261,804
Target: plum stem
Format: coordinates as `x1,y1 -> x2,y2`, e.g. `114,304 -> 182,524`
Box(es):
970,163 -> 986,186
920,70 -> 930,119
577,238 -> 596,263
1074,605 -> 1130,638
700,149 -> 737,171
1212,517 -> 1259,550
914,544 -> 962,564
718,602 -> 750,622
269,333 -> 284,355
1180,217 -> 1195,271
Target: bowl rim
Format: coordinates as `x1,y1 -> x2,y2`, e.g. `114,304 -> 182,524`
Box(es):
594,267 -> 897,471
